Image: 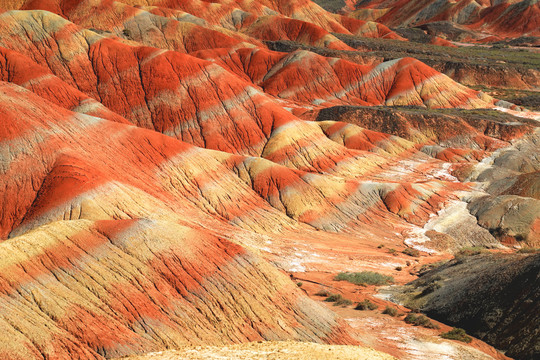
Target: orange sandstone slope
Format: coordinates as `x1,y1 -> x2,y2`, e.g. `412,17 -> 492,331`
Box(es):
0,82 -> 360,359
0,79 -> 486,359
0,46 -> 130,124
0,0 -> 538,359
349,0 -> 540,42
18,0 -> 405,45
0,8 -> 507,158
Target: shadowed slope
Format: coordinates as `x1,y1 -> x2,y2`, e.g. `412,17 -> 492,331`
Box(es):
401,253 -> 540,360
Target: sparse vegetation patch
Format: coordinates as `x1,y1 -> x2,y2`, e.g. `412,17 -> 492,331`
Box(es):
323,293 -> 352,307
315,289 -> 329,297
402,248 -> 420,257
441,328 -> 473,343
334,298 -> 352,307
382,306 -> 398,317
517,247 -> 539,254
419,281 -> 441,296
355,299 -> 378,310
456,246 -> 485,257
324,293 -> 343,302
335,271 -> 394,286
404,313 -> 439,329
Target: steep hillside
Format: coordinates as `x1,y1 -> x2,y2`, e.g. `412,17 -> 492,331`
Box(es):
0,82 -> 357,359
349,0 -> 540,42
399,253 -> 540,360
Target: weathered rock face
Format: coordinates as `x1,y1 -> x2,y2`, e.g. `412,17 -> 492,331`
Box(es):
316,106 -> 535,153
399,253 -> 540,360
430,62 -> 540,91
468,195 -> 540,246
315,105 -> 540,249
461,130 -> 540,246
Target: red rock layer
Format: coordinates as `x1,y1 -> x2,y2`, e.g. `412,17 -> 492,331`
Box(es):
0,2 -> 537,359
351,0 -> 540,41
0,82 -> 358,359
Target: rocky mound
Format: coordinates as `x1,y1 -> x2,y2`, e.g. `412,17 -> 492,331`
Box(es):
399,253 -> 540,360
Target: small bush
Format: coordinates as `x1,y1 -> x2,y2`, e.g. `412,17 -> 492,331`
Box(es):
335,271 -> 394,286
315,289 -> 329,297
296,282 -> 303,287
420,282 -> 441,296
456,247 -> 485,257
404,314 -> 439,329
402,248 -> 420,257
441,328 -> 472,343
517,247 -> 539,254
404,313 -> 418,324
355,299 -> 377,310
334,298 -> 353,307
395,266 -> 403,271
378,244 -> 385,248
324,293 -> 343,302
382,306 -> 398,317
387,248 -> 397,254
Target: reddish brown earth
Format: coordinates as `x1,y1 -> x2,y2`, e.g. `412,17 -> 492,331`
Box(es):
295,269 -> 512,360
0,0 -> 538,359
346,0 -> 540,43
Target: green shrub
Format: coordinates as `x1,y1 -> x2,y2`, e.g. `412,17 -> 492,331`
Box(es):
387,248 -> 397,254
323,293 -> 351,306
404,313 -> 419,324
517,247 -> 539,254
456,247 -> 485,257
395,266 -> 403,271
441,328 -> 472,343
355,299 -> 377,310
382,306 -> 398,317
404,314 -> 439,329
334,298 -> 353,307
315,289 -> 329,297
296,282 -> 303,287
402,248 -> 420,257
324,293 -> 343,302
335,271 -> 394,286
